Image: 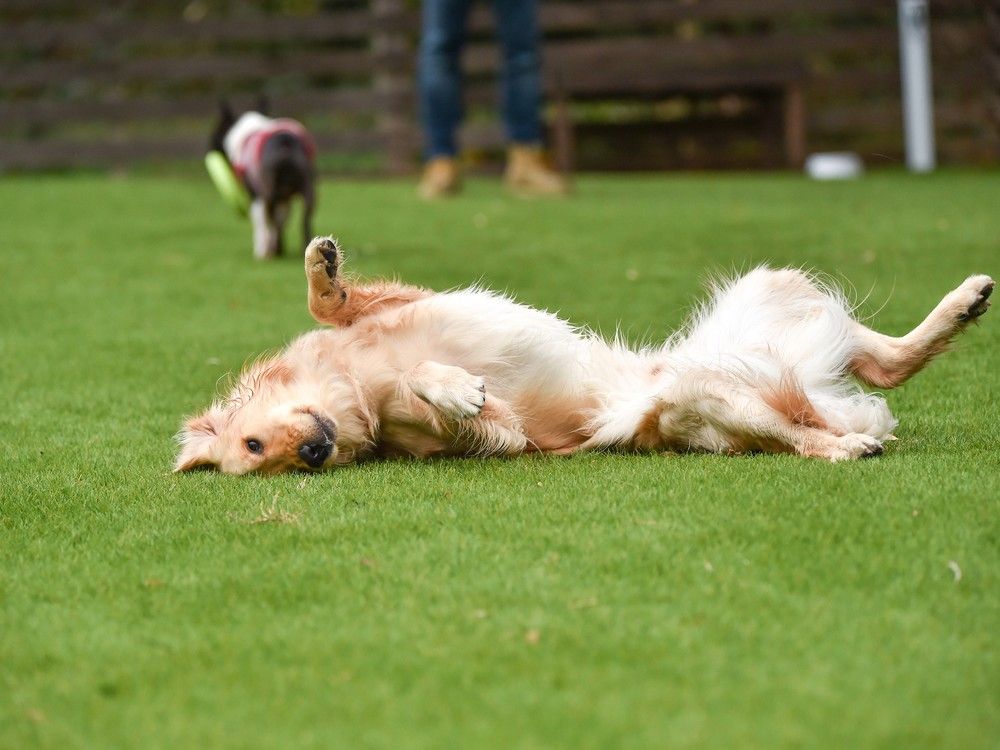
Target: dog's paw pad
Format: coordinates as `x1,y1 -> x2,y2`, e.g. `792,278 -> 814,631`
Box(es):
320,247 -> 339,277
305,237 -> 346,304
306,237 -> 341,274
956,275 -> 994,322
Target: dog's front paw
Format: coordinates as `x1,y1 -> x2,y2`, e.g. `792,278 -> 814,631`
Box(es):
956,275 -> 994,322
427,375 -> 487,421
409,363 -> 487,421
828,433 -> 884,462
305,236 -> 346,302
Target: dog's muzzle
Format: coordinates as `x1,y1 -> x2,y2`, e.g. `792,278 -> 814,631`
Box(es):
299,413 -> 336,468
298,441 -> 331,468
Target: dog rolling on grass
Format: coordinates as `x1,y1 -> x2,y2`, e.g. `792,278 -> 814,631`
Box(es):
175,237 -> 992,473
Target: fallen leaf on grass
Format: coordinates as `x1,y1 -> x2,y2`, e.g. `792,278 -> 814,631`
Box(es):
947,560 -> 962,583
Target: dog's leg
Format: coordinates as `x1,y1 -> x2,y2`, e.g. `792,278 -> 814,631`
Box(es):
250,199 -> 269,259
399,361 -> 527,455
850,275 -> 993,388
403,361 -> 487,420
250,199 -> 280,259
649,376 -> 883,462
271,202 -> 290,257
305,236 -> 431,326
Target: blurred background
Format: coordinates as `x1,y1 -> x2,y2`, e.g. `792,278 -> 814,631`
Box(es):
1,0 -> 996,175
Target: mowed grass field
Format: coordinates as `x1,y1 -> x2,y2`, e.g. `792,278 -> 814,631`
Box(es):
1,171 -> 998,749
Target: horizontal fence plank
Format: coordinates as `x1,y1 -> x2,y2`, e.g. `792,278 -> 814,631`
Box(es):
533,0 -> 890,30
811,100 -> 989,133
0,88 -> 397,128
471,0 -> 981,33
0,48 -> 409,91
807,64 -> 990,99
6,11 -> 384,51
462,23 -> 984,81
0,131 -> 384,170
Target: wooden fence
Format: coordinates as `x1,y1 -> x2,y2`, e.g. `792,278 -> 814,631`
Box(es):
0,0 -> 996,172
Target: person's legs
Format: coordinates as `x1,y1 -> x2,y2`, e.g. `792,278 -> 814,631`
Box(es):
419,0 -> 474,158
493,0 -> 566,195
492,0 -> 542,145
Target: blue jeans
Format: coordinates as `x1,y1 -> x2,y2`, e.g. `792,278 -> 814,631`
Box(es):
419,0 -> 543,158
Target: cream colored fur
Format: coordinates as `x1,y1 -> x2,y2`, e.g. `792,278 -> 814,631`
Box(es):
175,237 -> 992,474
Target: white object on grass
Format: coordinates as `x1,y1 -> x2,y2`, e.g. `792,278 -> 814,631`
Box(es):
805,152 -> 864,180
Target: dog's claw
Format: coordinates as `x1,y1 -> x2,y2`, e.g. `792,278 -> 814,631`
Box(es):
957,276 -> 994,321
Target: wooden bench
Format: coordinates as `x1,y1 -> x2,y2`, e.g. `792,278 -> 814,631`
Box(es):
462,0 -> 812,171
545,66 -> 807,172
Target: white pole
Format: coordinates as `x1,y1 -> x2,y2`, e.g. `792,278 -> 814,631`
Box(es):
898,0 -> 936,172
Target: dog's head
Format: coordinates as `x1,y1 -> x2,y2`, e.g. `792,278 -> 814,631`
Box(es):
174,354 -> 373,474
209,97 -> 271,154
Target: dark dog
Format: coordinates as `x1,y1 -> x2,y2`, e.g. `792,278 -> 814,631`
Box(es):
209,100 -> 316,258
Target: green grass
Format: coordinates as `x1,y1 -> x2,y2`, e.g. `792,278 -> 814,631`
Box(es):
1,171 -> 998,749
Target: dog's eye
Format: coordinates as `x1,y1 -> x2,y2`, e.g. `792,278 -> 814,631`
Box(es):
245,439 -> 264,454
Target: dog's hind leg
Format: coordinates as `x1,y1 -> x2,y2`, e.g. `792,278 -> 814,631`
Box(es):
850,275 -> 993,388
644,372 -> 884,462
305,236 -> 431,326
270,201 -> 290,257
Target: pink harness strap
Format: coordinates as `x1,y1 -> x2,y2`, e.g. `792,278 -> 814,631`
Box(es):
232,119 -> 316,192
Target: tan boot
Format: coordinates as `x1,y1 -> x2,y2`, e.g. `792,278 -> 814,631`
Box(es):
504,145 -> 568,197
418,156 -> 462,199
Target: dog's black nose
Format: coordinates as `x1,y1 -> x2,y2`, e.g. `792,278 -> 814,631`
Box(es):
298,441 -> 331,468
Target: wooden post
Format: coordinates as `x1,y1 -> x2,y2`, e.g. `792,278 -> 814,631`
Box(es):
783,83 -> 806,168
550,73 -> 575,175
371,0 -> 415,175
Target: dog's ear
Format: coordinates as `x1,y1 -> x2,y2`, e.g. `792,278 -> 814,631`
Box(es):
174,405 -> 223,472
209,99 -> 237,152
255,94 -> 270,116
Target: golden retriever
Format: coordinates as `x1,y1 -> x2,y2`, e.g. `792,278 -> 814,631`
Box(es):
175,237 -> 992,473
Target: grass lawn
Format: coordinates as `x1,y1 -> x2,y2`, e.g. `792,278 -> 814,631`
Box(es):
1,171 -> 998,749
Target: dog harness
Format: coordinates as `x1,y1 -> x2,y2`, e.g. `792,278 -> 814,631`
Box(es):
230,117 -> 316,195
